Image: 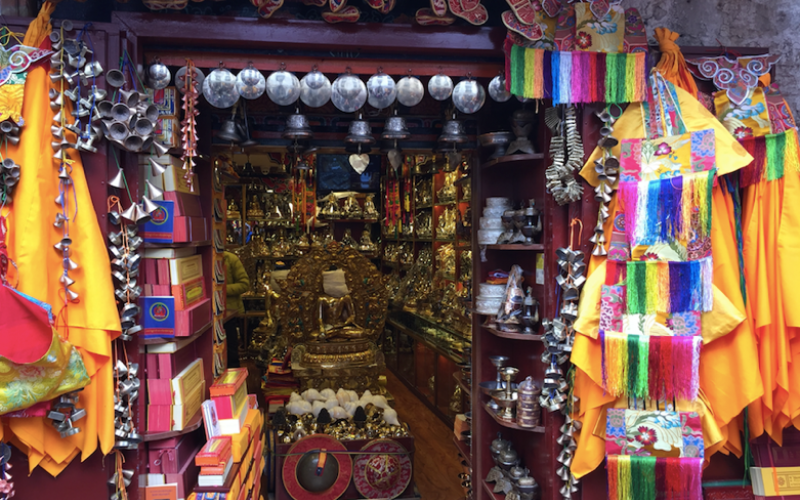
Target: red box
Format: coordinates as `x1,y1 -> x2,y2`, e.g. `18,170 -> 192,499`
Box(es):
147,404 -> 172,432
172,276 -> 208,311
147,342 -> 198,380
174,217 -> 207,243
148,429 -> 204,475
145,259 -> 157,284
165,190 -> 203,217
210,368 -> 248,398
196,436 -> 233,467
175,298 -> 212,337
165,442 -> 203,500
158,260 -> 170,285
148,378 -> 173,405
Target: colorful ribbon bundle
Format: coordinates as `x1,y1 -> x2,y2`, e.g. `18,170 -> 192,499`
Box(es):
607,456 -> 703,500
506,45 -> 648,104
600,331 -> 701,401
626,257 -> 713,315
618,170 -> 714,246
738,127 -> 800,186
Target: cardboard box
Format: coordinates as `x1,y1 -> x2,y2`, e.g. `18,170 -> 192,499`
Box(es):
156,116 -> 181,149
141,154 -> 198,194
172,276 -> 207,311
164,441 -> 203,500
211,369 -> 248,398
141,296 -> 176,338
172,358 -> 205,405
231,409 -> 263,463
142,200 -> 176,244
166,190 -> 203,218
219,397 -> 248,436
170,255 -> 203,286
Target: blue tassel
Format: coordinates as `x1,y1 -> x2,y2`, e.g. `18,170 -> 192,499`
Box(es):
644,178 -> 660,245
551,51 -> 561,104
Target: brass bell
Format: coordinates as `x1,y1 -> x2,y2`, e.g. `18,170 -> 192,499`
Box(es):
438,118 -> 468,145
282,111 -> 313,141
217,119 -> 242,143
381,114 -> 410,141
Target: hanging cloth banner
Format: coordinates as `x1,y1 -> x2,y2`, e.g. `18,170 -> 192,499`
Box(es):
506,45 -> 649,104
600,330 -> 701,401
605,408 -> 705,458
625,257 -> 713,315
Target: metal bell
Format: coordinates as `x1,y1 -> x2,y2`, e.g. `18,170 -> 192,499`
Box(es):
65,288 -> 79,302
344,116 -> 375,145
110,103 -> 131,122
142,196 -> 160,214
123,135 -> 144,152
146,179 -> 163,199
83,61 -> 103,78
108,169 -> 125,189
381,115 -> 410,141
148,158 -> 168,176
133,204 -> 151,224
120,204 -> 138,222
282,111 -> 313,141
217,119 -> 242,143
119,90 -> 140,108
557,465 -> 571,481
152,141 -> 169,156
438,118 -> 468,145
106,69 -> 126,88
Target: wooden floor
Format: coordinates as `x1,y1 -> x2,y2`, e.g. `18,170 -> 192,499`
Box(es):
386,370 -> 467,500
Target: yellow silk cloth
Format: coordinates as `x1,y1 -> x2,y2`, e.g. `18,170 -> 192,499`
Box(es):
0,3 -> 121,476
743,136 -> 800,444
570,83 -> 762,478
654,28 -> 699,98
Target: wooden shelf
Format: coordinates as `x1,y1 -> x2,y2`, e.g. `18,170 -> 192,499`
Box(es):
142,240 -> 211,248
453,436 -> 472,467
142,411 -> 203,442
481,153 -> 545,170
485,244 -> 544,251
434,201 -> 456,206
324,218 -> 380,223
453,371 -> 471,397
416,204 -> 433,209
435,238 -> 455,242
140,321 -> 212,345
483,325 -> 542,341
482,480 -> 504,500
481,403 -> 545,433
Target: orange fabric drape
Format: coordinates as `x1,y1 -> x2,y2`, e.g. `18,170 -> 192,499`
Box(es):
0,2 -> 120,475
654,27 -> 699,97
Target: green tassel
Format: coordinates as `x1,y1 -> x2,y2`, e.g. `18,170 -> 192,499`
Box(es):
627,261 -> 646,315
767,132 -> 786,181
636,334 -> 649,399
627,333 -> 638,397
631,456 -> 657,500
604,53 -> 616,103
511,45 -> 525,98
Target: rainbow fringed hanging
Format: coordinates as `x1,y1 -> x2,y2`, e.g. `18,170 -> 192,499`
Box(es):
625,257 -> 713,315
600,331 -> 701,401
506,46 -> 648,104
607,456 -> 703,500
739,127 -> 800,186
618,170 -> 715,246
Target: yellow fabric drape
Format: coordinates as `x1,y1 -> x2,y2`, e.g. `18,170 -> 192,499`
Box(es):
654,28 -> 699,97
570,83 -> 762,479
0,3 -> 121,475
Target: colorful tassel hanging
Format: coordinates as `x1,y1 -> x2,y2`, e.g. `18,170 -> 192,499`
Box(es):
605,259 -> 627,286
626,257 -> 713,315
608,456 -> 701,500
766,131 -> 786,181
601,332 -> 701,401
607,453 -> 619,500
786,128 -> 800,173
506,47 -> 648,103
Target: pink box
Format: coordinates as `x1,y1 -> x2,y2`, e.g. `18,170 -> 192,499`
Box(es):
176,298 -> 211,337
174,216 -> 207,243
145,259 -> 157,284
165,442 -> 203,499
147,404 -> 172,432
147,344 -> 198,380
148,429 -> 204,475
148,378 -> 172,405
165,190 -> 203,218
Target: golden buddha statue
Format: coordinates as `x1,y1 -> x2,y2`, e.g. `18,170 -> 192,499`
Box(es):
279,242 -> 388,393
343,194 -> 363,219
358,224 -> 377,255
437,171 -> 457,203
227,197 -> 241,219
362,193 -> 379,221
247,194 -> 264,218
340,228 -> 358,249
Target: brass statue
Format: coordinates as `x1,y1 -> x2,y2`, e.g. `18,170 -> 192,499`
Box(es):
247,194 -> 264,218
279,242 -> 389,393
227,197 -> 241,219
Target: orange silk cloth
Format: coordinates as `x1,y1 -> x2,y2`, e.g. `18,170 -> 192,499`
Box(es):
0,3 -> 120,476
654,27 -> 699,98
570,83 -> 762,478
743,142 -> 800,444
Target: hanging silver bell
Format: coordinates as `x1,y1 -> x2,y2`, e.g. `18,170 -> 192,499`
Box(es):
217,119 -> 242,143
282,111 -> 313,141
438,118 -> 468,145
344,116 -> 375,145
381,115 -> 410,141
148,158 -> 168,176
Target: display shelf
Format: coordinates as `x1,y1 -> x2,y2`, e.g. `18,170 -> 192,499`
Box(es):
416,204 -> 433,209
323,218 -> 380,223
481,153 -> 545,170
481,404 -> 545,433
383,260 -> 412,270
142,240 -> 211,248
453,371 -> 471,397
484,244 -> 544,251
435,238 -> 456,242
399,310 -> 472,345
140,321 -> 212,345
483,325 -> 542,341
415,237 -> 433,242
387,318 -> 465,364
435,201 -> 456,206
482,481 -> 504,500
142,411 -> 203,442
454,436 -> 472,466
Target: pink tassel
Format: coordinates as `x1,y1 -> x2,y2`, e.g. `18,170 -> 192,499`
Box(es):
690,337 -> 702,400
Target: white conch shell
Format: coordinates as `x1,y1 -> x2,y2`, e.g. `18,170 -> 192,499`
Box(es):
289,392 -> 302,402
336,388 -> 349,407
372,395 -> 389,409
344,401 -> 359,417
362,390 -> 373,400
346,390 -> 359,402
302,388 -> 324,402
325,398 -> 339,410
287,400 -> 312,416
320,388 -> 336,399
330,406 -> 349,419
312,400 -> 326,417
359,396 -> 374,408
383,407 -> 400,426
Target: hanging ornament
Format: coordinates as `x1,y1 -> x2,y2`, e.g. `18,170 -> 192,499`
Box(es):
180,59 -> 200,191
427,73 -> 454,101
175,65 -> 204,94
266,63 -> 301,106
331,70 -> 367,113
203,65 -> 240,109
453,77 -> 485,114
488,74 -> 512,103
396,74 -> 424,107
544,106 -> 584,205
366,69 -> 396,109
147,57 -> 171,90
300,67 -> 332,108
236,63 -> 266,100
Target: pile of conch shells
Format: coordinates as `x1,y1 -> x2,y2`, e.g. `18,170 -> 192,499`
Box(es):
273,388 -> 409,443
